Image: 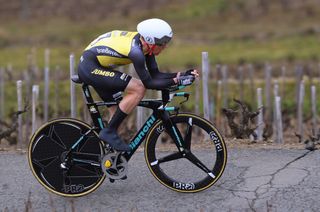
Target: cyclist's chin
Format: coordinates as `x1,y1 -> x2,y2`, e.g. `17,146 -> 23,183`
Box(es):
153,51 -> 162,56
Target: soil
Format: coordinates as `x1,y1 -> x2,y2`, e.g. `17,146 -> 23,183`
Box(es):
0,136 -> 310,153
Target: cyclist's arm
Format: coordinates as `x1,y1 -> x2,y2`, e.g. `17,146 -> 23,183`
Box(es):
145,54 -> 177,79
128,48 -> 176,89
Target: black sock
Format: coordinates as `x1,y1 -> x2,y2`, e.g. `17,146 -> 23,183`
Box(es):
107,106 -> 127,131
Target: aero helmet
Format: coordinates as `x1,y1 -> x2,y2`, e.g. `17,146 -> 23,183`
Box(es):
137,18 -> 173,46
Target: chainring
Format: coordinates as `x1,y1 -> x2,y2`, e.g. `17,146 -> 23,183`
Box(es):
101,152 -> 128,180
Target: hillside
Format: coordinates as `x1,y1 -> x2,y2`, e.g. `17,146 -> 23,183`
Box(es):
1,0 -> 320,71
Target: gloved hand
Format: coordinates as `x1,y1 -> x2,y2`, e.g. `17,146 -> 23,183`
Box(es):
181,69 -> 200,78
182,69 -> 194,76
177,75 -> 195,86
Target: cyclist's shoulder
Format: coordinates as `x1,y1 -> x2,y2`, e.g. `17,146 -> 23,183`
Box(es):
128,35 -> 144,59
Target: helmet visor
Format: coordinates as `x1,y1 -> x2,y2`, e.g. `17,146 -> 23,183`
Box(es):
154,36 -> 172,46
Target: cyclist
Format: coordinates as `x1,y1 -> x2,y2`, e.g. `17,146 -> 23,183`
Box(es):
78,18 -> 199,152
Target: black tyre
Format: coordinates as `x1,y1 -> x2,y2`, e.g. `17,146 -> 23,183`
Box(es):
28,118 -> 105,197
145,113 -> 227,193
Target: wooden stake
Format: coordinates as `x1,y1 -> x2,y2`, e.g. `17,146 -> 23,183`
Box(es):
17,80 -> 23,148
202,52 -> 210,120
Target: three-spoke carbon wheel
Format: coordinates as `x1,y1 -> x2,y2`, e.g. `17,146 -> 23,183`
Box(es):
145,113 -> 227,193
28,118 -> 105,197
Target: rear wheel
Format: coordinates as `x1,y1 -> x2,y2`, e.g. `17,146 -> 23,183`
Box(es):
145,113 -> 227,193
28,118 -> 105,197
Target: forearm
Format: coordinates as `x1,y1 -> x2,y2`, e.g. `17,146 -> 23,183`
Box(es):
141,77 -> 176,90
150,71 -> 177,79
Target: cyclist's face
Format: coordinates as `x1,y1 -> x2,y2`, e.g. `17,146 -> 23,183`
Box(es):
152,44 -> 167,55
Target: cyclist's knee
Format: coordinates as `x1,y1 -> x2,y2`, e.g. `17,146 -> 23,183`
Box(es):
136,80 -> 146,95
127,79 -> 146,98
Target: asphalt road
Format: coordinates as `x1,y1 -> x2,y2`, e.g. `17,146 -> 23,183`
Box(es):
0,147 -> 319,212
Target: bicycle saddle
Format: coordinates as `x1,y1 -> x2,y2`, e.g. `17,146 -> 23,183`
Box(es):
71,75 -> 83,84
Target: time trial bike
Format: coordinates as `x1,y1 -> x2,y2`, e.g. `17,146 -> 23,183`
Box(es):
28,75 -> 227,197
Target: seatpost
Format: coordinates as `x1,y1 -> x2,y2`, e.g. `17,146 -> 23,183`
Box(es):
82,84 -> 94,104
82,84 -> 105,130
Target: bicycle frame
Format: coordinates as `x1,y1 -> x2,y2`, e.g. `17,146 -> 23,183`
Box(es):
80,83 -> 186,162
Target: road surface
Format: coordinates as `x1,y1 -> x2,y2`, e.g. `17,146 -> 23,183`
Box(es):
0,147 -> 319,211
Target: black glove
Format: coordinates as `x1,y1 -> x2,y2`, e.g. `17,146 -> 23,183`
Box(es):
177,75 -> 195,86
181,69 -> 194,76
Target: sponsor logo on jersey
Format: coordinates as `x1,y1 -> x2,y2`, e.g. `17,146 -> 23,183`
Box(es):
96,47 -> 122,57
120,73 -> 129,81
91,69 -> 115,77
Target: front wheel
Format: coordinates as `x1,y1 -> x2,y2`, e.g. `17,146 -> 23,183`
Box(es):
145,113 -> 227,193
28,118 -> 105,197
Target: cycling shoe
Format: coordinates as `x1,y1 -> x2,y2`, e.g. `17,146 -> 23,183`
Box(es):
99,128 -> 131,152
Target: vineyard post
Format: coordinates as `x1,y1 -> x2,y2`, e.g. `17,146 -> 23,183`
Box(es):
273,81 -> 279,142
44,66 -> 49,122
25,56 -> 33,141
216,80 -> 222,128
70,54 -> 77,118
264,64 -> 272,123
54,66 -> 60,118
44,49 -> 50,122
17,80 -> 23,148
202,52 -> 210,120
221,65 -> 229,135
32,85 -> 39,134
295,66 -> 303,105
195,79 -> 200,115
256,88 -> 264,141
311,85 -> 317,136
297,80 -> 305,140
274,96 -> 283,143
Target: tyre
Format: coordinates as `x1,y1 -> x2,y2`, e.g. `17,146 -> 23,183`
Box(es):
145,113 -> 227,193
28,118 -> 105,197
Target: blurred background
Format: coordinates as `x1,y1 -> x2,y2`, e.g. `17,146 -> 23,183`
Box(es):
1,0 -> 320,146
1,0 -> 320,69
